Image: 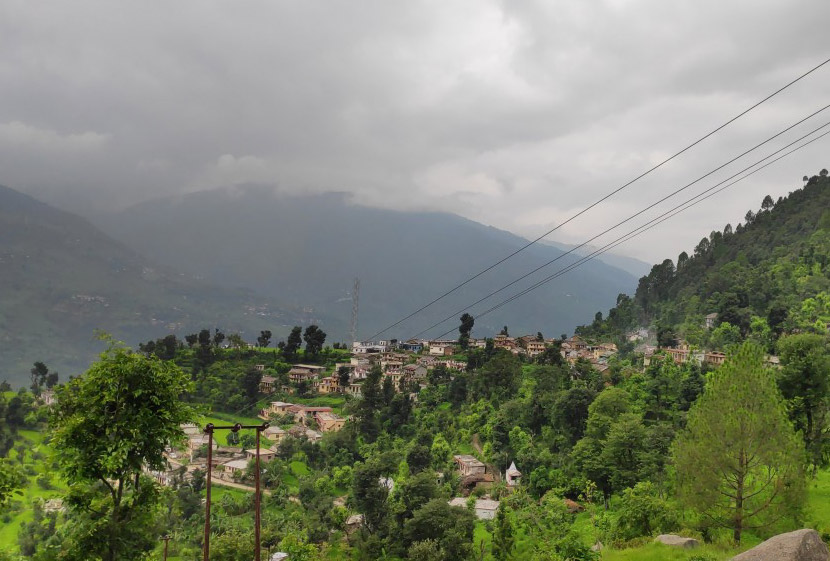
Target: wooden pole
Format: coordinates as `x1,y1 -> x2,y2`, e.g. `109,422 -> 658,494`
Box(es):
162,535 -> 170,561
255,423 -> 268,561
203,424 -> 214,561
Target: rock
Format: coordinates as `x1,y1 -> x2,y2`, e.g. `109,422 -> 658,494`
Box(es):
590,541 -> 603,552
563,498 -> 584,513
655,534 -> 700,548
731,529 -> 829,561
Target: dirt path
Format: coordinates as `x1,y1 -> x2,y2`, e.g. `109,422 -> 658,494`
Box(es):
471,433 -> 483,454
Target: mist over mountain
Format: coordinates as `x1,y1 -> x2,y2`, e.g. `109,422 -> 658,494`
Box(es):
91,185 -> 638,342
0,184 -> 317,386
539,240 -> 652,278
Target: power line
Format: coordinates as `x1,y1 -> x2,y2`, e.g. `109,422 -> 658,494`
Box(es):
408,103 -> 830,339
427,123 -> 830,340
366,55 -> 830,341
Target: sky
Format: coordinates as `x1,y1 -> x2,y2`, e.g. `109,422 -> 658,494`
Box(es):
2,0 -> 830,262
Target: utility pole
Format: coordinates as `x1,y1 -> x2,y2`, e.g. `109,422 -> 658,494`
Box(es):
161,535 -> 171,561
202,422 -> 269,561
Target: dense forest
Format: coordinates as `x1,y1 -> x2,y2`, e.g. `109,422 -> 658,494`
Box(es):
577,170 -> 830,352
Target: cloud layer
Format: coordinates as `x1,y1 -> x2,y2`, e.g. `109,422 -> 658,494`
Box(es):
2,0 -> 830,261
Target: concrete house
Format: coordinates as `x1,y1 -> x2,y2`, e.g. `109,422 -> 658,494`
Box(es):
453,455 -> 486,477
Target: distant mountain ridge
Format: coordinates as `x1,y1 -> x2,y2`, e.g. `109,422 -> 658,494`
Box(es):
539,240 -> 652,278
0,184 -> 315,386
90,185 -> 639,342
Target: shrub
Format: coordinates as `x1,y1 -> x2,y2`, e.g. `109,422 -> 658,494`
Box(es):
612,481 -> 680,542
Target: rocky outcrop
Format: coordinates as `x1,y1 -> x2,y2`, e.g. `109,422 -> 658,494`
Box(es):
731,529 -> 829,561
655,534 -> 700,548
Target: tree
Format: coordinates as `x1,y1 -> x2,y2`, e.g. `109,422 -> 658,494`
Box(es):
673,343 -> 805,543
51,340 -> 196,560
337,366 -> 351,392
0,459 -> 23,508
285,326 -> 303,360
30,361 -> 48,393
242,367 -> 263,405
761,194 -> 774,211
405,499 -> 475,561
303,325 -> 327,357
458,313 -> 475,349
500,326 -> 509,337
257,330 -> 272,348
213,329 -> 225,347
777,334 -> 830,472
492,503 -> 514,561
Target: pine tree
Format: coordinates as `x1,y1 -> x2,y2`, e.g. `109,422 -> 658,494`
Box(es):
673,343 -> 806,543
492,502 -> 514,560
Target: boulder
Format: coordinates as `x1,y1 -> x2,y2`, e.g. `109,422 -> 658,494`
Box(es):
655,534 -> 700,548
731,529 -> 829,561
590,541 -> 604,552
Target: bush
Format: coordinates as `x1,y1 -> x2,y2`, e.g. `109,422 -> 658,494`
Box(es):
612,481 -> 680,542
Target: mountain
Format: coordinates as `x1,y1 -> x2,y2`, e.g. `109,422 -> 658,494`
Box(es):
539,240 -> 652,278
576,169 -> 830,349
90,185 -> 638,342
0,184 -> 319,386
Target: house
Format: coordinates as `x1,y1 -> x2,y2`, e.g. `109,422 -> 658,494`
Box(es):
399,340 -> 424,353
448,498 -> 500,520
259,375 -> 277,394
288,425 -> 322,443
245,448 -> 277,462
705,351 -> 727,366
291,406 -> 334,425
453,454 -> 486,477
316,412 -> 346,432
402,364 -> 428,380
221,458 -> 249,475
429,344 -> 455,356
704,313 -> 718,329
288,364 -> 325,383
316,376 -> 340,394
564,336 -> 587,351
474,499 -> 500,520
346,383 -> 363,397
417,356 -> 438,368
264,425 -> 287,444
505,462 -> 522,487
253,364 -> 265,372
260,401 -> 295,420
437,359 -> 466,371
526,341 -> 546,357
493,334 -> 515,350
352,340 -> 393,354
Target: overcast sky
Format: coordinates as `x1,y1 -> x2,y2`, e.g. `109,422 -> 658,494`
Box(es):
2,0 -> 830,262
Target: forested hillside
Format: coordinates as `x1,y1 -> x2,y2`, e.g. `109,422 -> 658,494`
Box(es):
0,185 -> 320,385
578,169 -> 830,351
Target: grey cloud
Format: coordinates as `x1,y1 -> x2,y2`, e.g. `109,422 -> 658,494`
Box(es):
1,0 -> 829,261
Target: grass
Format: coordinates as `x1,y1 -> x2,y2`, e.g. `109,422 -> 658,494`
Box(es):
806,468 -> 830,534
0,429 -> 65,548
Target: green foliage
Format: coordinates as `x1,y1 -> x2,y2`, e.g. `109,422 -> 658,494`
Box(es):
0,460 -> 23,508
673,343 -> 806,543
50,340 -> 196,560
776,333 -> 830,471
612,481 -> 679,542
492,503 -> 515,560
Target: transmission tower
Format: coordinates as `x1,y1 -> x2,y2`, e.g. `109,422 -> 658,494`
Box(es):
350,277 -> 360,345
